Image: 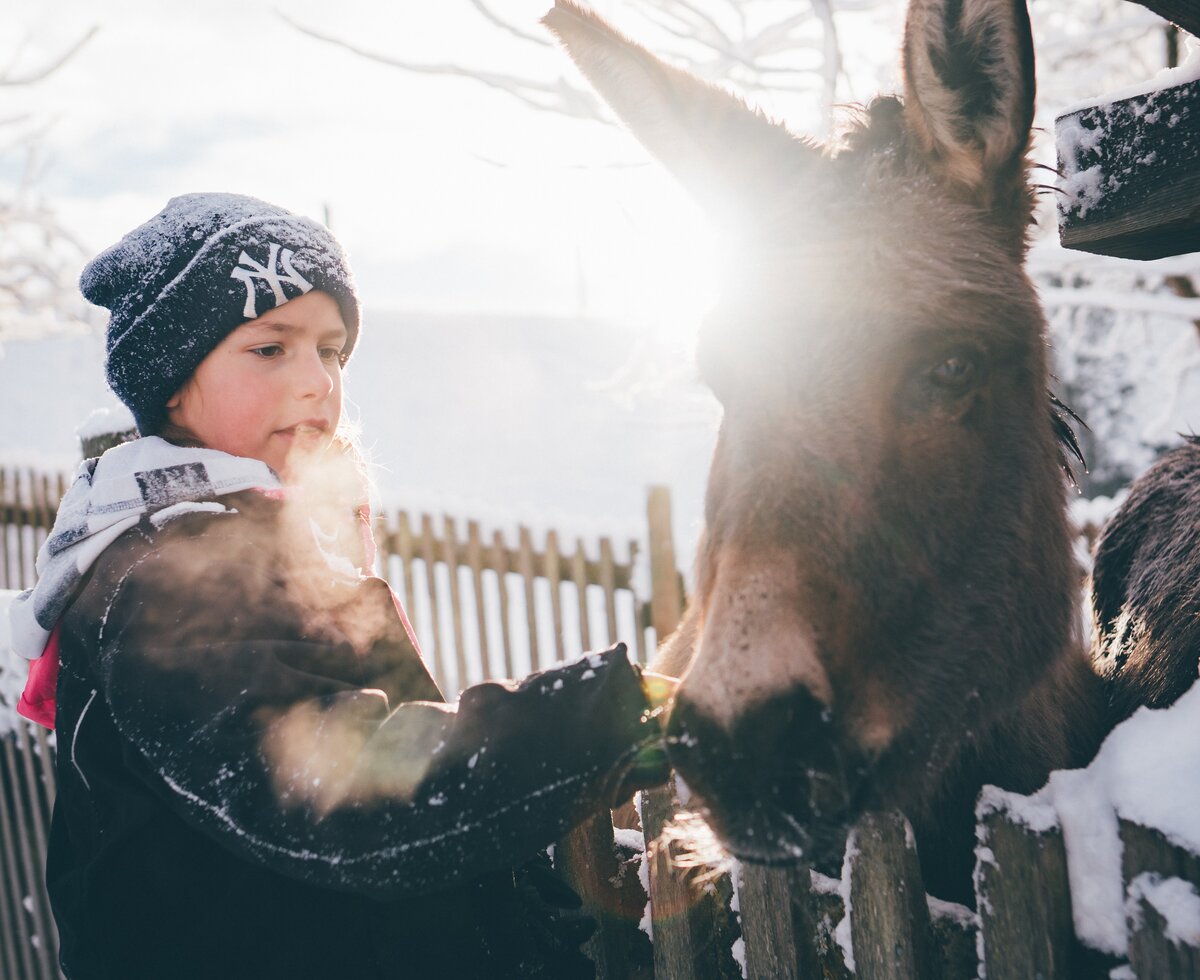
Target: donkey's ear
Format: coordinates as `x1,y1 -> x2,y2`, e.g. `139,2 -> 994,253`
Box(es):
902,0 -> 1035,207
543,0 -> 815,223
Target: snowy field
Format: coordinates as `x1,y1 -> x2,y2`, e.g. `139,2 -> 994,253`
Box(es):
0,310 -> 721,559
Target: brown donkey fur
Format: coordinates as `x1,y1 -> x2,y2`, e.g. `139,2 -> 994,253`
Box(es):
546,0 -> 1199,906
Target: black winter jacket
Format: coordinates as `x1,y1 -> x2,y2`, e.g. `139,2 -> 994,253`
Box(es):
47,490 -> 657,979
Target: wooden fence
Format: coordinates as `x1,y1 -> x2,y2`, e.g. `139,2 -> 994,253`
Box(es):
2,466 -> 1198,980
0,465 -> 672,695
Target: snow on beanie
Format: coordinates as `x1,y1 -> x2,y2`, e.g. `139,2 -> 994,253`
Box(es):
82,192 -> 361,435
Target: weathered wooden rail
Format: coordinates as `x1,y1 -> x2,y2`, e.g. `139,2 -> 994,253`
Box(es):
2,468 -> 1198,979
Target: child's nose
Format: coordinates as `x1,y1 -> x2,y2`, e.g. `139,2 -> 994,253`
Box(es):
294,349 -> 335,399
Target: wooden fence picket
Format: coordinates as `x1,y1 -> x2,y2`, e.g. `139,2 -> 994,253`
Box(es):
640,780 -> 740,980
847,811 -> 938,980
1126,881 -> 1200,979
638,486 -> 741,974
571,539 -> 592,651
15,471 -> 30,589
517,526 -> 540,671
0,737 -> 37,980
1120,819 -> 1200,980
395,510 -> 417,620
441,516 -> 469,687
544,530 -> 566,665
465,520 -> 490,676
598,538 -> 620,645
417,514 -> 445,684
1,733 -> 57,980
0,469 -> 10,590
491,529 -> 515,677
737,863 -> 821,980
14,722 -> 57,979
975,801 -> 1074,980
557,810 -> 644,980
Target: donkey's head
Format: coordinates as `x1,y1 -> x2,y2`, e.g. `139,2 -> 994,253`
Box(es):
547,0 -> 1079,868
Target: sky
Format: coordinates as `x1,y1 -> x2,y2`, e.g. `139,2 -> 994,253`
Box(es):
3,0 -> 727,327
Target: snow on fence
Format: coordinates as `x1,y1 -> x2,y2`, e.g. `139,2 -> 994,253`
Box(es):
2,467 -> 1198,979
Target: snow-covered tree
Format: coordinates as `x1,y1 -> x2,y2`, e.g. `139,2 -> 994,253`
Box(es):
0,28 -> 96,344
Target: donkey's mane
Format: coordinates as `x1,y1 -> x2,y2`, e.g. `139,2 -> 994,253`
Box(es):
835,95 -> 909,158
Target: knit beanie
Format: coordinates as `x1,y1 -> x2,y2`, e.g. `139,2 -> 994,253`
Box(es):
82,192 -> 361,435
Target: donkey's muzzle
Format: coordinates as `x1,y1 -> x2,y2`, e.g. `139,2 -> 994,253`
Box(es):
666,686 -> 870,868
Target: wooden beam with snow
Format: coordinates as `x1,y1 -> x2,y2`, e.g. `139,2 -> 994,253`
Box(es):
1056,77 -> 1200,260
1128,0 -> 1200,40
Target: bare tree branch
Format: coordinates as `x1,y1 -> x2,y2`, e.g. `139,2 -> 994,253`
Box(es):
0,31 -> 96,340
282,1 -> 864,132
660,0 -> 737,50
810,0 -> 843,119
465,0 -> 554,47
280,10 -> 613,122
0,26 -> 98,87
747,12 -> 819,56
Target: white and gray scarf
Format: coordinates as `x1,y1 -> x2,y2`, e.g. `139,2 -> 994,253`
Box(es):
9,436 -> 281,663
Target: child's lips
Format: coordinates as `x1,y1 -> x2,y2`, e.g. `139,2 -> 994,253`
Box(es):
278,420 -> 330,438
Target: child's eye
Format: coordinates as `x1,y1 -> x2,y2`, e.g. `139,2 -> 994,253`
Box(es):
320,346 -> 345,364
251,344 -> 284,359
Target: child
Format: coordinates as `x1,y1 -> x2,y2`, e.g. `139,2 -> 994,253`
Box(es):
9,193 -> 671,980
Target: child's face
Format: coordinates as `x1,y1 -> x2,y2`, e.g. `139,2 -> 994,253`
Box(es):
165,290 -> 348,480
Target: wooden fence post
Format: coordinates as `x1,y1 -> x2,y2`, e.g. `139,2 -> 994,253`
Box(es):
645,486 -> 683,645
641,487 -> 741,978
557,811 -> 641,980
737,863 -> 822,979
848,810 -> 938,980
1120,819 -> 1200,980
1125,872 -> 1200,979
640,781 -> 741,980
1120,819 -> 1200,895
975,794 -> 1074,980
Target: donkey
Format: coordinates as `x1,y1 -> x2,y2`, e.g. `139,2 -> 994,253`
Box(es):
545,0 -> 1198,904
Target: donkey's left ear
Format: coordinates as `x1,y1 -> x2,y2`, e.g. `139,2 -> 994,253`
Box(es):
902,0 -> 1035,208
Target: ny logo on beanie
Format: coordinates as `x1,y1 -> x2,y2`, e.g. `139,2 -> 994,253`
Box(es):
230,242 -> 314,318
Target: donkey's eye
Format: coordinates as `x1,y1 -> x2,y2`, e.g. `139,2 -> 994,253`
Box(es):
929,355 -> 976,390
